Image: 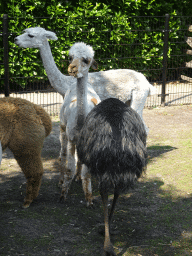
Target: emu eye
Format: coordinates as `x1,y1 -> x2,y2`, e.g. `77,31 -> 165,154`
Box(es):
28,34 -> 34,38
82,58 -> 89,64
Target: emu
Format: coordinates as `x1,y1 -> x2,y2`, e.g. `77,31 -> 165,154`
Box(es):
76,98 -> 147,255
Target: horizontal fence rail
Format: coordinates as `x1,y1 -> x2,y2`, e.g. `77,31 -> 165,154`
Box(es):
1,14 -> 192,115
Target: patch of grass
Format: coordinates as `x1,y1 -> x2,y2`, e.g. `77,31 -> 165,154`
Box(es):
1,106 -> 192,256
146,126 -> 192,196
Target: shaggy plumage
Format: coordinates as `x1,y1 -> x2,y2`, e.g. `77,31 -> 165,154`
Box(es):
76,97 -> 147,256
0,97 -> 52,208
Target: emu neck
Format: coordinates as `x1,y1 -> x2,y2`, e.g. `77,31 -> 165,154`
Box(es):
76,74 -> 88,131
39,39 -> 70,96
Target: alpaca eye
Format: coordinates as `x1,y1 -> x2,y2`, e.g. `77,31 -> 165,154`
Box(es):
82,58 -> 89,64
28,34 -> 34,38
69,56 -> 73,63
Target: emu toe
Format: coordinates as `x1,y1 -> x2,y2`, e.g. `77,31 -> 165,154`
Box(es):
104,243 -> 116,256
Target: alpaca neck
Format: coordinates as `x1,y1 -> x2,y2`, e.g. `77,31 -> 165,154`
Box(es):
39,39 -> 71,96
76,74 -> 88,131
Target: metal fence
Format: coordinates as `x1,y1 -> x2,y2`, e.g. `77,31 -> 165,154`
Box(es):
1,14 -> 192,116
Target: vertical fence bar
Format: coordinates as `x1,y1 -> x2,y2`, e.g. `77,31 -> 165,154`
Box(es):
3,14 -> 10,97
161,13 -> 170,105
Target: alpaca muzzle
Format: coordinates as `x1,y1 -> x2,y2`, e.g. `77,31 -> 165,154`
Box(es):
14,37 -> 20,46
68,59 -> 81,77
68,65 -> 78,77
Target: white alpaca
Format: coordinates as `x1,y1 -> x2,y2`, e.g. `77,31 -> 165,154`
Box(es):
59,42 -> 101,206
14,27 -> 75,96
14,27 -> 156,134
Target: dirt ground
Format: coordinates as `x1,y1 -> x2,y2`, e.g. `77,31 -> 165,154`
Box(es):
0,104 -> 192,256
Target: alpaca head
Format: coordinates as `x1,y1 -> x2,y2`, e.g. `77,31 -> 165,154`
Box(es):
14,27 -> 58,49
68,42 -> 98,78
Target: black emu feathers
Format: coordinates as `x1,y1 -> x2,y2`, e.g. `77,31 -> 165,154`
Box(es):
77,98 -> 147,190
76,97 -> 147,256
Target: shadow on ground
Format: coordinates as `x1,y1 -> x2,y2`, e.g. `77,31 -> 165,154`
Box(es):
0,170 -> 191,256
0,119 -> 191,256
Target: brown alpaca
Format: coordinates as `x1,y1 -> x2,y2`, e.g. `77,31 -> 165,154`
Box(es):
0,97 -> 52,208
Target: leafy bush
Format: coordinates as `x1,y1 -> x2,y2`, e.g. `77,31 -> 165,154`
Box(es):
0,0 -> 191,92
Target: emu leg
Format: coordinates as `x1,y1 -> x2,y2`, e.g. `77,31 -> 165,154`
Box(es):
60,140 -> 76,202
81,164 -> 93,207
98,189 -> 120,236
100,188 -> 116,256
14,153 -> 44,208
109,189 -> 120,224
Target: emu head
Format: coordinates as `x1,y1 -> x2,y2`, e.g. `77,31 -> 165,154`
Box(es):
68,42 -> 98,78
14,27 -> 58,49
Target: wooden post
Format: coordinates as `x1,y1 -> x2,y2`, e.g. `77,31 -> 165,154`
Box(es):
161,14 -> 170,105
3,14 -> 10,97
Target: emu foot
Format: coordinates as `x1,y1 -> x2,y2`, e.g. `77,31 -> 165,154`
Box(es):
103,242 -> 116,256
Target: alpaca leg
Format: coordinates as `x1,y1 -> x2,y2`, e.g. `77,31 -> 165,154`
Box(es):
130,90 -> 149,134
58,125 -> 67,186
14,154 -> 44,208
0,141 -> 2,165
59,125 -> 67,160
60,140 -> 76,201
24,172 -> 43,208
81,164 -> 93,207
75,159 -> 82,181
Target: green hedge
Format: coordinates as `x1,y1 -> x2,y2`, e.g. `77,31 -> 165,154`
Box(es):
0,0 -> 191,91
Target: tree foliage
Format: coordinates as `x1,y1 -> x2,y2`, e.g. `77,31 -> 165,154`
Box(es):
0,0 -> 191,91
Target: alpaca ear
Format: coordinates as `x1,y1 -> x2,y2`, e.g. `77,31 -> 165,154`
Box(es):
91,59 -> 98,70
45,31 -> 58,41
